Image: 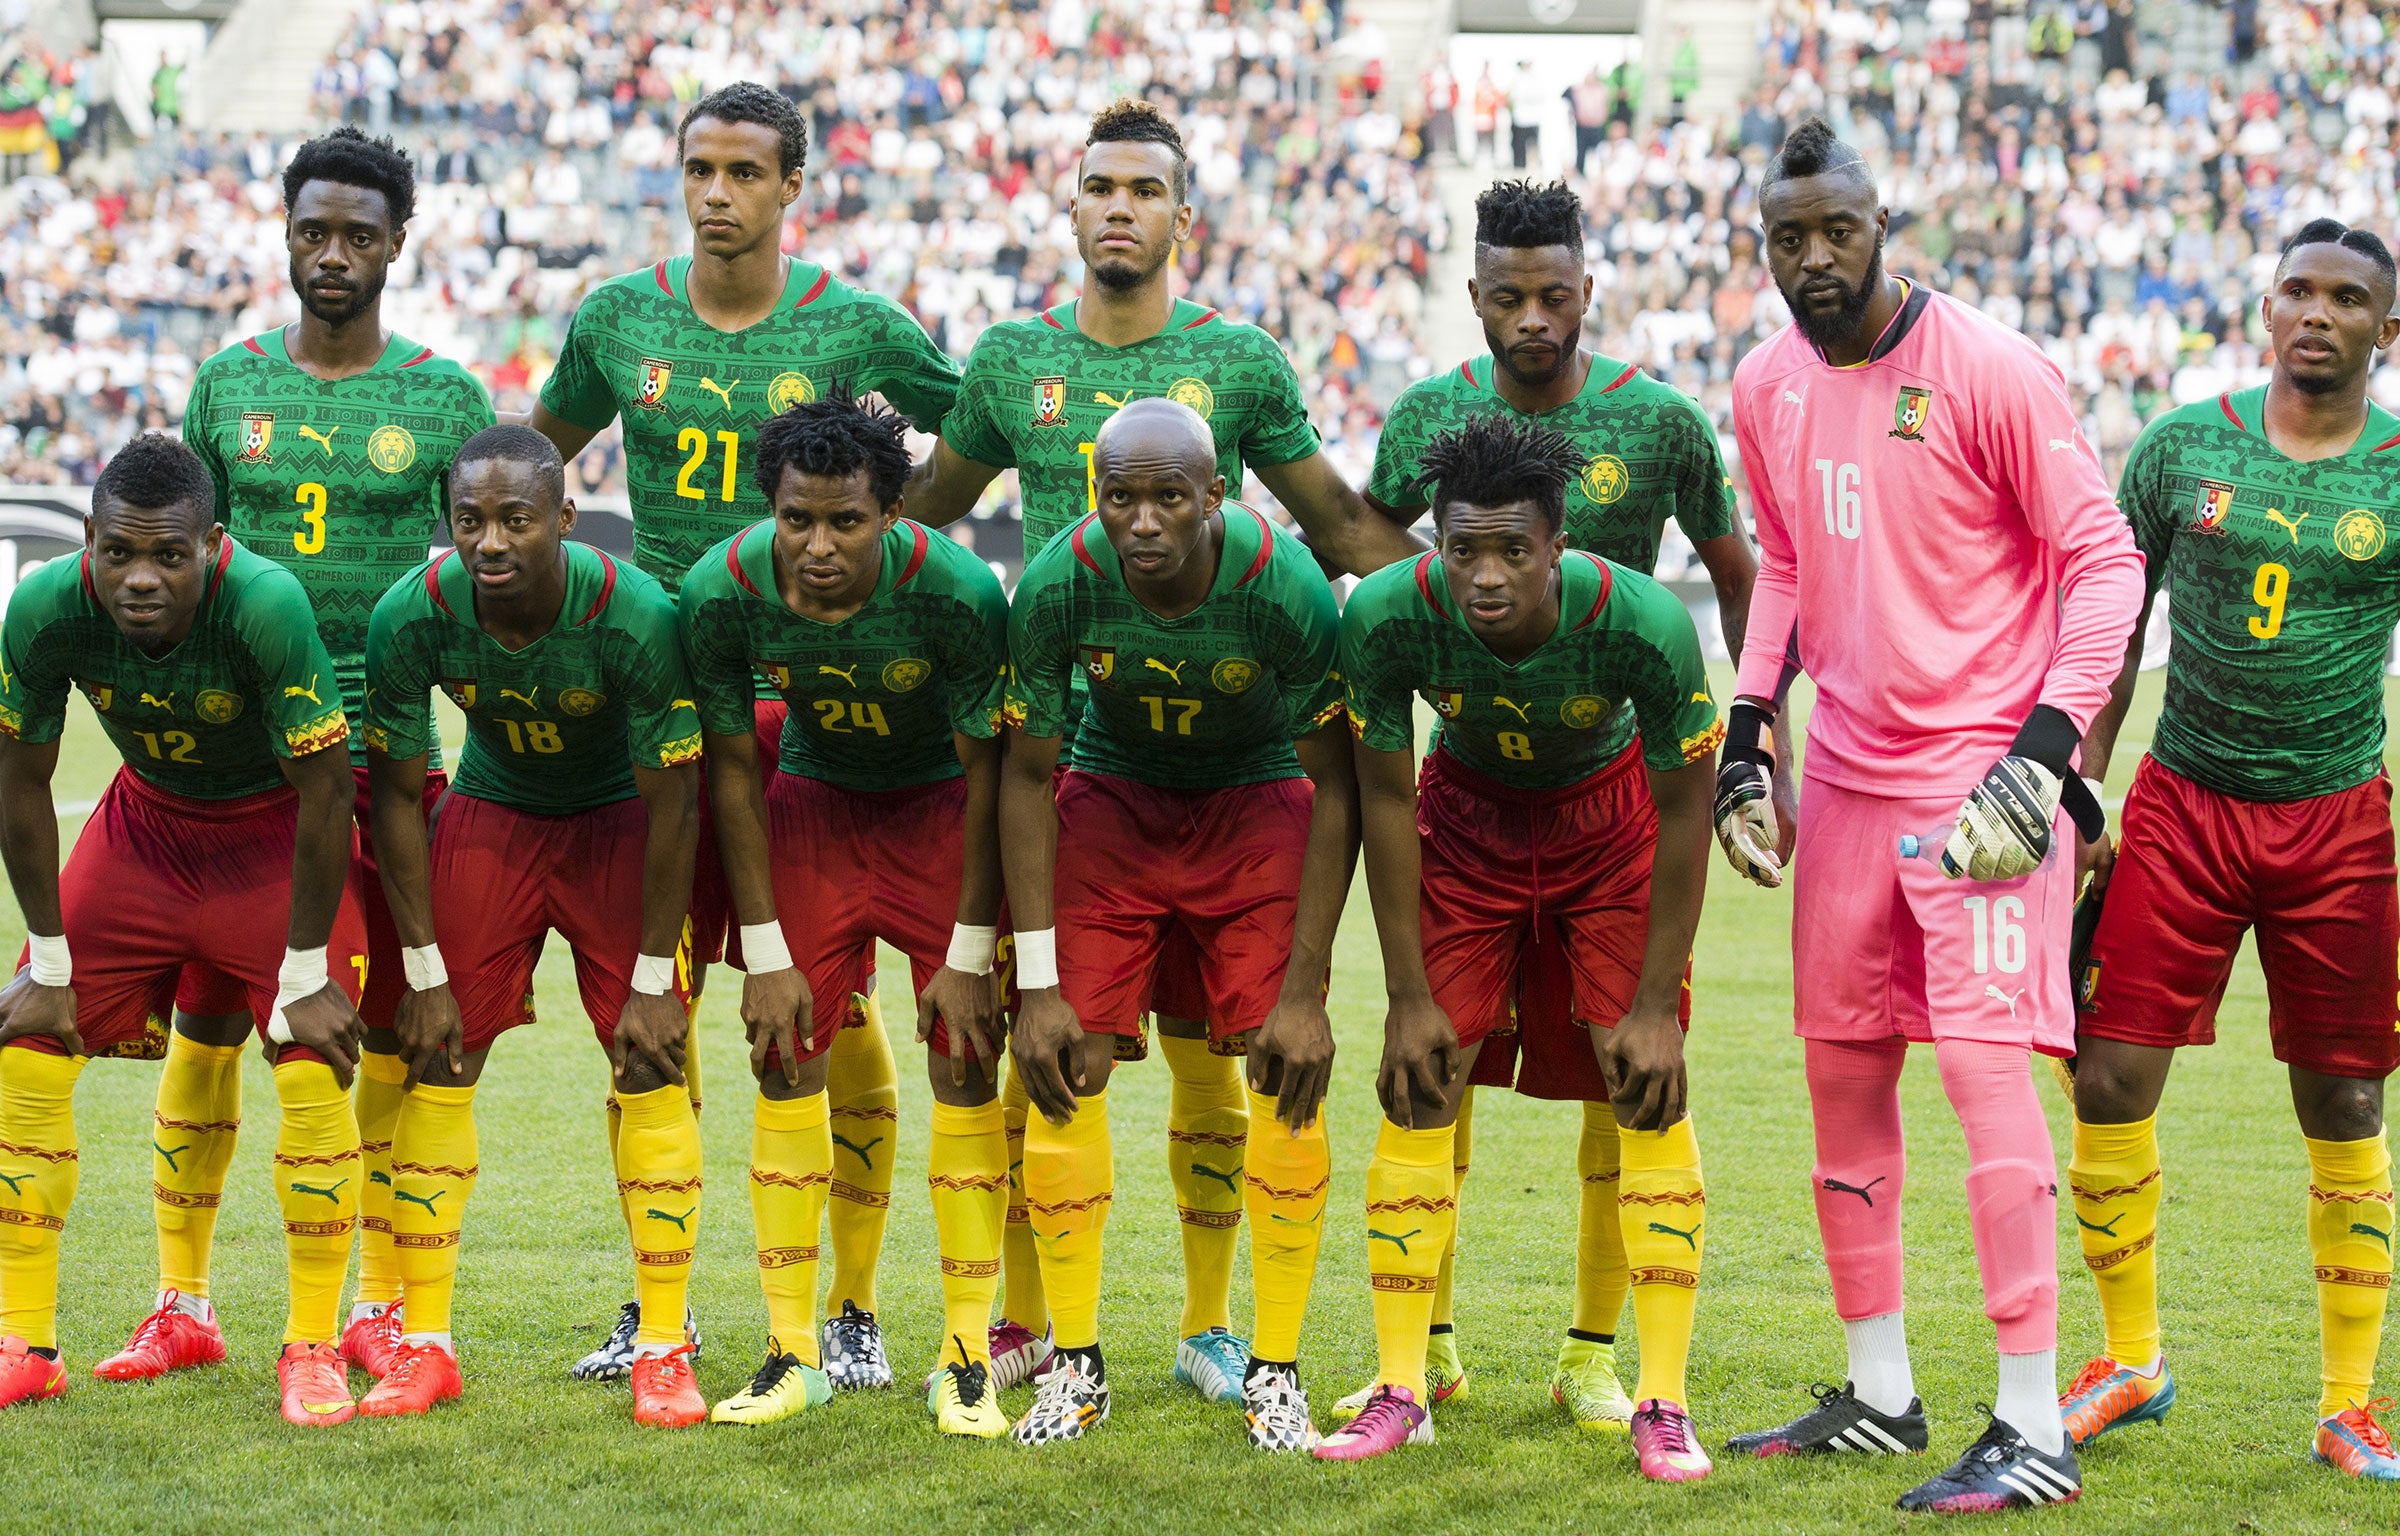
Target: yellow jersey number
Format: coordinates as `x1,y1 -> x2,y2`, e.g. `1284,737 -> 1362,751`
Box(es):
294,483 -> 328,554
133,729 -> 200,763
499,719 -> 564,754
1139,696 -> 1202,734
1077,442 -> 1097,512
814,699 -> 891,735
2249,561 -> 2289,640
676,428 -> 740,502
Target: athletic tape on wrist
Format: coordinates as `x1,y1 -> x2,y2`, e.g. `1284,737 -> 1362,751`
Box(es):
1014,928 -> 1058,990
946,923 -> 997,976
739,921 -> 792,975
630,953 -> 676,996
402,944 -> 448,992
24,932 -> 69,987
1724,699 -> 1775,770
268,945 -> 330,1045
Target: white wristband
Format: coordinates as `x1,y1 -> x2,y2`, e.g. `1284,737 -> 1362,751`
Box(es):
402,943 -> 448,992
2082,776 -> 2107,808
1014,928 -> 1058,990
630,953 -> 676,996
946,923 -> 997,976
268,945 -> 329,1044
25,932 -> 69,987
739,921 -> 793,975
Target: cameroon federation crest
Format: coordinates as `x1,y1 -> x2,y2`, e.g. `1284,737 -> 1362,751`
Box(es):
195,689 -> 243,725
1033,377 -> 1067,428
635,358 -> 674,410
769,372 -> 816,412
2338,508 -> 2387,562
558,688 -> 605,717
440,678 -> 477,710
1890,385 -> 1932,441
75,678 -> 112,712
1559,694 -> 1606,729
755,660 -> 793,692
1079,645 -> 1115,682
880,657 -> 931,693
2189,479 -> 2236,535
1167,377 -> 1216,421
367,424 -> 417,474
1210,657 -> 1260,694
1579,455 -> 1628,506
238,412 -> 275,464
1432,688 -> 1464,720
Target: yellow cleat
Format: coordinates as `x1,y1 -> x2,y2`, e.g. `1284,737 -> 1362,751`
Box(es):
1550,1336 -> 1634,1434
927,1356 -> 1009,1439
710,1350 -> 832,1425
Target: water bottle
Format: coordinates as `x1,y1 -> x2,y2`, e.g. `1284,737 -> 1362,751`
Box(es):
1897,825 -> 1956,863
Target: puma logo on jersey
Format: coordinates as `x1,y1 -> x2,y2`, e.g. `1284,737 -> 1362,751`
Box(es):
818,664 -> 859,686
1096,390 -> 1134,409
297,425 -> 340,453
1984,984 -> 2022,1019
698,377 -> 739,410
139,691 -> 175,711
1822,1175 -> 1886,1206
1189,1163 -> 1241,1193
2047,437 -> 2076,453
2266,508 -> 2311,544
1144,658 -> 1187,684
499,687 -> 540,710
1782,389 -> 1805,405
284,676 -> 323,705
288,1178 -> 348,1204
647,1205 -> 695,1232
1492,696 -> 1532,721
1648,1219 -> 1701,1250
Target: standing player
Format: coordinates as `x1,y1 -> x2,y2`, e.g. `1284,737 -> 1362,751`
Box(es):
1319,416 -> 1719,1480
1341,176 -> 1787,1432
910,97 -> 1415,1401
677,398 -> 1012,1436
1713,120 -> 2141,1512
102,127 -> 495,1389
999,398 -> 1357,1450
531,81 -> 960,1384
2058,220 -> 2400,1478
0,436 -> 369,1427
358,426 -> 705,1426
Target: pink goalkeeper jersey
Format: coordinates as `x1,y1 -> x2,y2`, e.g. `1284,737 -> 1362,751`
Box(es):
1732,284 -> 2144,798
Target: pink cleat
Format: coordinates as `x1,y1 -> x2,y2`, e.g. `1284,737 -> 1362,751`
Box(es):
1631,1398 -> 1713,1482
1312,1384 -> 1432,1460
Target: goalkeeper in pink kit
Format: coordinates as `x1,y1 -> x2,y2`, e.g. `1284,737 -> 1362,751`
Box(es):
1714,120 -> 2143,1515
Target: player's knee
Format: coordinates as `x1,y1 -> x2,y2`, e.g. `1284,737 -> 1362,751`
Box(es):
617,1053 -> 672,1096
2295,1070 -> 2384,1143
2070,1041 -> 2169,1124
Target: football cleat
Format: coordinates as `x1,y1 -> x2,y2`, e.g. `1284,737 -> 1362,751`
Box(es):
988,1320 -> 1054,1390
359,1340 -> 463,1417
2315,1400 -> 2400,1480
277,1341 -> 356,1427
0,1336 -> 67,1409
1896,1413 -> 2081,1512
572,1301 -> 698,1381
629,1344 -> 708,1428
1173,1325 -> 1251,1405
93,1293 -> 227,1382
1313,1384 -> 1433,1460
1631,1398 -> 1712,1482
1243,1360 -> 1319,1452
1726,1381 -> 1929,1456
1012,1354 -> 1109,1446
821,1300 -> 892,1391
928,1353 -> 1010,1440
1550,1336 -> 1634,1434
1329,1333 -> 1467,1423
2059,1356 -> 2175,1448
338,1303 -> 404,1380
711,1348 -> 832,1425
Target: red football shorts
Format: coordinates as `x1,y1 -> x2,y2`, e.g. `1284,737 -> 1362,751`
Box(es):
1420,744 -> 1687,1103
1054,770 -> 1312,1050
18,767 -> 366,1059
174,764 -> 446,1032
690,698 -> 789,966
429,791 -> 692,1052
2080,755 -> 2400,1077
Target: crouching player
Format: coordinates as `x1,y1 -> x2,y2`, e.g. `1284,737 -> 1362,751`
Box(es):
360,426 -> 706,1426
0,434 -> 370,1424
1000,397 -> 1359,1450
1315,416 -> 1719,1477
678,397 -> 1013,1436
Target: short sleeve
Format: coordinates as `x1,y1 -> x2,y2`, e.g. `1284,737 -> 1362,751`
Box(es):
610,585 -> 702,770
1365,389 -> 1434,509
676,575 -> 761,740
1666,395 -> 1737,545
538,292 -> 621,433
362,574 -> 438,761
861,295 -> 964,433
933,555 -> 1011,741
182,368 -> 231,520
1260,547 -> 1342,735
0,570 -> 72,744
1337,583 -> 1417,755
941,336 -> 1019,469
1621,575 -> 1724,771
1237,333 -> 1323,469
240,569 -> 350,757
1001,561 -> 1075,738
2118,419 -> 2176,597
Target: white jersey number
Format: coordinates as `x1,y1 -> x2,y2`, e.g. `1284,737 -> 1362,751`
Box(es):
1962,894 -> 2027,975
1814,459 -> 1863,540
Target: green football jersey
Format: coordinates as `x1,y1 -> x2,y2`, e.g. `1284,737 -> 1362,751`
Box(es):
540,256 -> 960,593
943,298 -> 1322,552
1342,550 -> 1723,789
679,519 -> 1009,791
2120,385 -> 2400,801
1367,354 -> 1735,572
0,540 -> 350,798
183,328 -> 495,759
363,543 -> 702,815
1005,503 -> 1341,789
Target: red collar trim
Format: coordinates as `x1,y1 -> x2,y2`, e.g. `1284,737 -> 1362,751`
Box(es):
894,521 -> 930,587
1041,308 -> 1068,331
424,550 -> 457,618
727,523 -> 768,597
1411,550 -> 1449,617
2218,392 -> 2246,432
1458,359 -> 1477,388
2373,431 -> 2400,455
1070,514 -> 1104,575
398,347 -> 434,369
793,268 -> 831,310
1181,307 -> 1220,330
241,335 -> 268,356
1599,362 -> 1640,393
1570,552 -> 1612,630
652,259 -> 675,298
1233,507 -> 1274,587
573,550 -> 618,626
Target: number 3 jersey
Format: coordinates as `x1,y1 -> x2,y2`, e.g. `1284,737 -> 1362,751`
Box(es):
1341,550 -> 1723,788
1004,504 -> 1342,790
1730,283 -> 2145,798
363,543 -> 701,815
183,329 -> 496,757
2119,386 -> 2400,802
677,518 -> 1010,790
0,540 -> 348,798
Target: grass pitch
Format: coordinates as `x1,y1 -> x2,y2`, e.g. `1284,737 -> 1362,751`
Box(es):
9,673 -> 2398,1534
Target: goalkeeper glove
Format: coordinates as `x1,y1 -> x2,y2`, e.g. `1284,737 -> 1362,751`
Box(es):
1942,705 -> 2083,881
1713,700 -> 1783,888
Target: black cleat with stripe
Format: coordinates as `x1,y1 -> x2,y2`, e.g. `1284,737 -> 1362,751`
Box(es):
1725,1381 -> 1930,1456
1896,1414 -> 2081,1513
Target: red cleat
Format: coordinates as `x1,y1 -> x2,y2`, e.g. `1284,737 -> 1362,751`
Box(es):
0,1337 -> 66,1408
630,1344 -> 707,1428
93,1293 -> 227,1382
339,1304 -> 404,1379
278,1341 -> 356,1427
358,1341 -> 463,1417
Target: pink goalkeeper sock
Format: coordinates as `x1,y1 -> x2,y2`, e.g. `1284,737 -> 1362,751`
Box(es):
1806,1036 -> 1909,1322
1936,1037 -> 2061,1355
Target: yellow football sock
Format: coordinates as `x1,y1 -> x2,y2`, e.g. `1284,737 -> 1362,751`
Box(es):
1023,1088 -> 1112,1351
1162,1031 -> 1245,1338
928,1098 -> 1008,1367
152,1032 -> 242,1298
1243,1087 -> 1328,1362
751,1090 -> 831,1365
352,1049 -> 406,1307
826,991 -> 895,1315
270,1056 -> 361,1345
1617,1115 -> 1705,1407
682,991 -> 703,1117
1577,1102 -> 1630,1336
1366,1120 -> 1457,1398
0,1048 -> 84,1350
2070,1114 -> 2163,1367
1432,1088 -> 1472,1329
2308,1131 -> 2394,1417
388,1084 -> 478,1337
617,1081 -> 703,1348
999,1062 -> 1048,1332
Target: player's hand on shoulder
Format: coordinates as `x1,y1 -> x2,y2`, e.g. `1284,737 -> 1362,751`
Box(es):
741,963 -> 811,1087
1010,987 -> 1085,1124
1375,993 -> 1459,1130
918,964 -> 1001,1088
279,983 -> 366,1087
0,968 -> 81,1057
1597,1004 -> 1687,1133
1253,996 -> 1335,1131
615,990 -> 689,1088
393,982 -> 465,1090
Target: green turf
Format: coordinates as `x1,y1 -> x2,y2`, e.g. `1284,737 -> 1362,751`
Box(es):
7,675 -> 2399,1534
